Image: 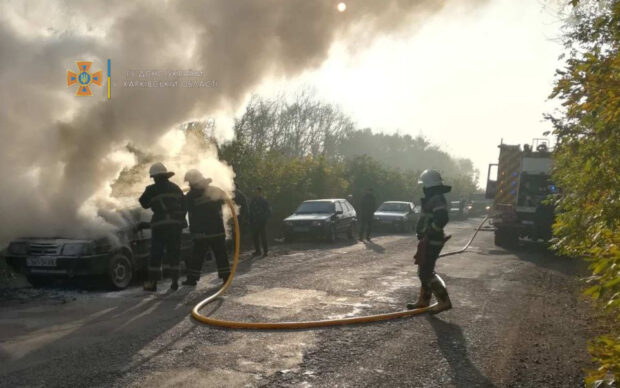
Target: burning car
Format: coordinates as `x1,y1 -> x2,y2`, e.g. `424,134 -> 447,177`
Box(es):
3,210 -> 192,289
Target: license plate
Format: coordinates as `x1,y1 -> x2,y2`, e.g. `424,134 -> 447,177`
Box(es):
26,257 -> 57,267
293,226 -> 309,232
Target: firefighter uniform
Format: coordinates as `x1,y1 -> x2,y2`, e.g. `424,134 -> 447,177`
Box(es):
408,169 -> 452,314
183,173 -> 230,285
139,163 -> 187,291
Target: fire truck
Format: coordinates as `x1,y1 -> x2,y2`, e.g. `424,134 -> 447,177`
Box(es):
485,139 -> 556,247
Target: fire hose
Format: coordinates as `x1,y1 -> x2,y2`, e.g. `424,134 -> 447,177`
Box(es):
191,198 -> 490,329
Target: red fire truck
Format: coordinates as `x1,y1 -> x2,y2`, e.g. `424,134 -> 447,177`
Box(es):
485,139 -> 556,247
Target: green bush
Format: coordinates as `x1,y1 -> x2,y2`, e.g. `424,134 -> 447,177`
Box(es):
548,1 -> 620,384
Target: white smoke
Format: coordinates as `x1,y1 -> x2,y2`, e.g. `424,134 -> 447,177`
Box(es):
0,0 -> 488,243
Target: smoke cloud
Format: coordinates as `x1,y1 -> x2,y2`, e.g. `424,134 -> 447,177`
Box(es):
0,0 -> 487,243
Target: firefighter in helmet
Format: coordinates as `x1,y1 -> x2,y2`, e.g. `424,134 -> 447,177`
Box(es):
139,162 -> 187,292
182,169 -> 231,286
407,169 -> 452,314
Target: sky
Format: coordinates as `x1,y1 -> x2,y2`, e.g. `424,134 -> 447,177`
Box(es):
256,0 -> 565,187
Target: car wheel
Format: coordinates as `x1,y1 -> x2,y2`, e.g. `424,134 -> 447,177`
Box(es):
26,276 -> 52,288
328,225 -> 337,243
108,253 -> 133,290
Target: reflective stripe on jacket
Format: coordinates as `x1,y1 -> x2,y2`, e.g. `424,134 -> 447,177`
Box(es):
139,180 -> 187,229
185,182 -> 226,236
416,192 -> 449,245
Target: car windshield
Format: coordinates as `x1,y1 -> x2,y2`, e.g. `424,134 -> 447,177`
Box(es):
378,203 -> 409,212
295,201 -> 335,214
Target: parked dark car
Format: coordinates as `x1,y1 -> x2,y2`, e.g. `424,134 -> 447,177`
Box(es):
3,210 -> 193,289
449,200 -> 470,220
373,201 -> 418,233
283,199 -> 357,242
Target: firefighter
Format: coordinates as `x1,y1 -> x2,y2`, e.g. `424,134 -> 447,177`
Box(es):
359,188 -> 376,241
139,162 -> 187,292
407,169 -> 452,314
249,186 -> 271,257
182,169 -> 231,286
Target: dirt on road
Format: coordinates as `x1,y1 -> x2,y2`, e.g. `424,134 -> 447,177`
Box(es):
0,218 -> 597,387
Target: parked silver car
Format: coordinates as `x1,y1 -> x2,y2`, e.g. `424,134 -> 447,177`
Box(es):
373,201 -> 418,233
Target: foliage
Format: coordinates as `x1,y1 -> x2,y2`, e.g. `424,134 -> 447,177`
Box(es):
547,0 -> 620,384
219,93 -> 479,233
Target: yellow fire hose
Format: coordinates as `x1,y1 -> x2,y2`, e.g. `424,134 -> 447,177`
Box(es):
191,198 -> 489,329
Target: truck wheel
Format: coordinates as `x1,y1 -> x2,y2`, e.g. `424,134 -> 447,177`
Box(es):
495,228 -> 519,248
108,253 -> 133,290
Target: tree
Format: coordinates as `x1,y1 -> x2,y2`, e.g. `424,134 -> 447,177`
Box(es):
547,0 -> 620,384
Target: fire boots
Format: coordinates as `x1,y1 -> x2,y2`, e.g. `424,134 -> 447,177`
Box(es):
407,286 -> 431,310
429,275 -> 452,314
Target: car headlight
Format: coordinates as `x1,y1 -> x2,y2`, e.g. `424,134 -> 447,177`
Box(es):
62,243 -> 85,256
485,206 -> 491,210
8,242 -> 27,255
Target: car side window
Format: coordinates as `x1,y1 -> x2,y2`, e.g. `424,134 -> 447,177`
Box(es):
335,202 -> 343,212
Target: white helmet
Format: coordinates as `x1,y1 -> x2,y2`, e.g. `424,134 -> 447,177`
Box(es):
184,169 -> 212,186
418,169 -> 443,188
184,169 -> 204,185
149,162 -> 174,178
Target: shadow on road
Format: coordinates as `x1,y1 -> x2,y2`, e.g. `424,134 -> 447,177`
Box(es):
427,316 -> 495,388
363,240 -> 385,253
509,240 -> 587,277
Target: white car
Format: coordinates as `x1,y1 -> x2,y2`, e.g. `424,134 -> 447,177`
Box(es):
373,201 -> 418,233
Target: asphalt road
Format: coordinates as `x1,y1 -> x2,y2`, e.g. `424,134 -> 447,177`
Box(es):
0,218 -> 596,387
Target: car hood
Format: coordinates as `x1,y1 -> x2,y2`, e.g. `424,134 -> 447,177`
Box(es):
284,214 -> 333,222
374,211 -> 408,218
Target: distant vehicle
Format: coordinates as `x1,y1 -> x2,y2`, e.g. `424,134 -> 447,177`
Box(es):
283,199 -> 357,242
373,201 -> 418,233
485,138 -> 556,247
468,200 -> 492,217
449,200 -> 469,220
3,209 -> 193,289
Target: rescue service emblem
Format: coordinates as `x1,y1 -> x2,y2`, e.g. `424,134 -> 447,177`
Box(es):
67,61 -> 102,96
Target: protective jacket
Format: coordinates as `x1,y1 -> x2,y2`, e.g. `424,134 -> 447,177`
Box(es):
139,179 -> 187,229
185,179 -> 226,237
416,185 -> 451,247
249,196 -> 271,226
